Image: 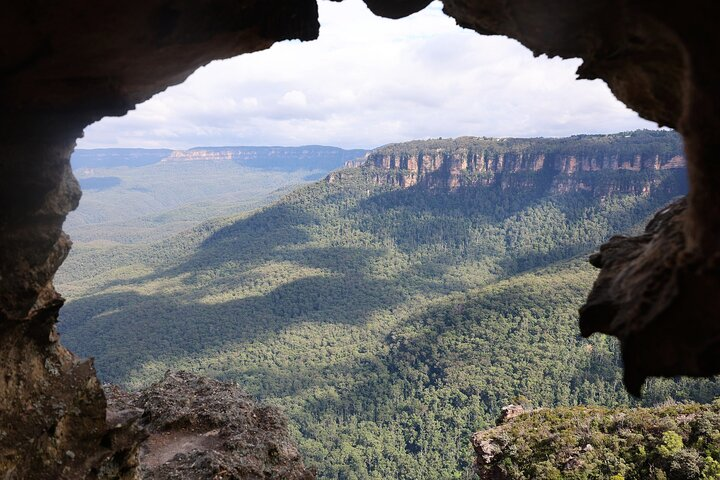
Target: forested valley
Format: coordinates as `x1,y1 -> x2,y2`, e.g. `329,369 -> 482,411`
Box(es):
56,132 -> 719,479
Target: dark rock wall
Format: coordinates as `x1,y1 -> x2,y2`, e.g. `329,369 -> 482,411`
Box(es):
0,1 -> 320,477
579,199 -> 720,396
0,0 -> 719,477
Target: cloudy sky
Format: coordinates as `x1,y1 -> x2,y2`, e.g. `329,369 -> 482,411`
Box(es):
78,0 -> 657,150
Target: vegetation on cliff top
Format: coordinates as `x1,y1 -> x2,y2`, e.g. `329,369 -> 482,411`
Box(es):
474,401 -> 720,480
371,130 -> 683,159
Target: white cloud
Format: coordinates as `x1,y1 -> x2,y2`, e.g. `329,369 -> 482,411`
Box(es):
77,0 -> 657,149
279,90 -> 308,108
242,97 -> 259,109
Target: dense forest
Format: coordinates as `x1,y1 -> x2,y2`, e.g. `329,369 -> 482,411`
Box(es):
371,130 -> 684,159
57,133 -> 717,479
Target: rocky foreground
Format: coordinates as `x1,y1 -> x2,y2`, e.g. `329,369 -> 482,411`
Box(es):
106,371 -> 315,480
472,401 -> 720,479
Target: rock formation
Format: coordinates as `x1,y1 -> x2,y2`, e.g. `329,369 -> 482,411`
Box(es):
343,132 -> 687,195
1,0 -> 719,476
106,371 -> 315,480
495,405 -> 526,425
579,198 -> 720,396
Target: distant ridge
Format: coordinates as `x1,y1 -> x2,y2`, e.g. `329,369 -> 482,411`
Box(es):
72,145 -> 368,171
70,148 -> 173,169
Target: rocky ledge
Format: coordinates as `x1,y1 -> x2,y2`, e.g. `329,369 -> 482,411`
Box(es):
472,401 -> 720,480
106,371 -> 315,480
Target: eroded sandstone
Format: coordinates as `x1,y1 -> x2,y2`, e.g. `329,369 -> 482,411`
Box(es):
345,133 -> 687,193
580,199 -> 720,396
106,372 -> 315,480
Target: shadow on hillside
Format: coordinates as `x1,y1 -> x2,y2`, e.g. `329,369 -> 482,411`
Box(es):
290,277 -> 604,455
59,168 -> 689,389
496,172 -> 689,273
297,263 -> 720,451
60,241 -> 407,384
94,203 -> 320,290
62,186 -> 477,383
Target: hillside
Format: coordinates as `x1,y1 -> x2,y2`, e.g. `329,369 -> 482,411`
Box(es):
57,131 -> 715,479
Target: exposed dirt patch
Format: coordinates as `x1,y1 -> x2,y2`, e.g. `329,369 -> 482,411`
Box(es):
141,429 -> 222,469
106,371 -> 315,479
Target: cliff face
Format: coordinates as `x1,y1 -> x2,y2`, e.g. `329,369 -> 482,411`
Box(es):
345,131 -> 687,197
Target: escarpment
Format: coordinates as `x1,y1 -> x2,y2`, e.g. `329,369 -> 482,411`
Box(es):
160,146 -> 367,171
331,131 -> 688,197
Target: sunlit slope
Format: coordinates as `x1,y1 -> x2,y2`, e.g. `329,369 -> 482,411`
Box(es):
288,260 -> 720,479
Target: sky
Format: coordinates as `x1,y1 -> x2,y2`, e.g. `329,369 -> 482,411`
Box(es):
77,0 -> 658,150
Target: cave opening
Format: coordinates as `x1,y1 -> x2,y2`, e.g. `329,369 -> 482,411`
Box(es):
1,0 -> 719,477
